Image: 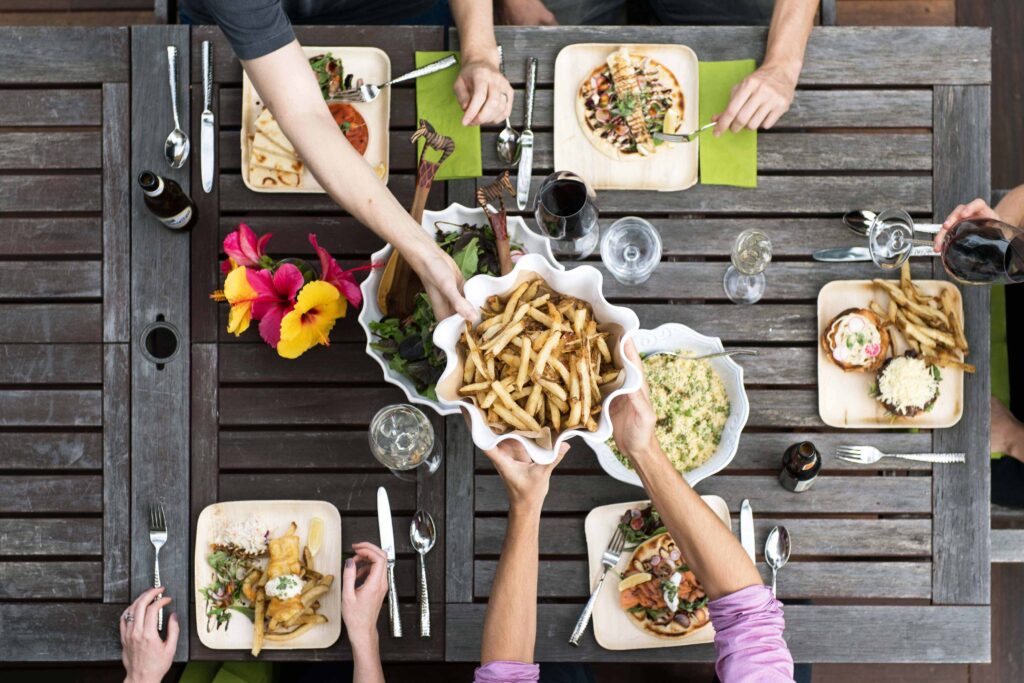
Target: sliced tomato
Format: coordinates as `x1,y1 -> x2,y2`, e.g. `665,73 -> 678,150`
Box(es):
329,103 -> 369,156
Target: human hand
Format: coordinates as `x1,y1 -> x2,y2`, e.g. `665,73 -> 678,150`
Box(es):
484,438 -> 568,512
454,57 -> 514,126
497,0 -> 559,26
341,542 -> 389,649
608,340 -> 658,462
120,588 -> 178,683
933,198 -> 1002,252
713,60 -> 798,135
407,242 -> 476,321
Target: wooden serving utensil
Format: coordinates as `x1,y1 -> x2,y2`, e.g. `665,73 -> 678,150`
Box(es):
476,171 -> 515,275
377,119 -> 456,318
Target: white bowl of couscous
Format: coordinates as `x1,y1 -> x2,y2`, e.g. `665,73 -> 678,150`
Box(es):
591,323 -> 749,487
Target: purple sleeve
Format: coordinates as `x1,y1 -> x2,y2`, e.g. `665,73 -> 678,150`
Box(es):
707,584 -> 795,683
474,661 -> 540,683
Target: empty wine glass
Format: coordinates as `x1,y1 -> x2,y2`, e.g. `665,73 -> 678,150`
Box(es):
724,229 -> 772,304
600,217 -> 662,285
867,208 -> 923,270
368,404 -> 440,480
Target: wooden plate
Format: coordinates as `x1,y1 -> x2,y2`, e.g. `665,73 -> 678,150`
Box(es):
240,46 -> 391,193
553,43 -> 699,192
585,497 -> 729,650
194,500 -> 342,650
816,279 -> 964,429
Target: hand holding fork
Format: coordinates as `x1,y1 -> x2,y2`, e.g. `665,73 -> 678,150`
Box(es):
149,505 -> 167,631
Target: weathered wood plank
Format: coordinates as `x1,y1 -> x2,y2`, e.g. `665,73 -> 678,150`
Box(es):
190,345 -> 219,571
0,432 -> 102,469
191,86 -> 221,343
0,389 -> 101,426
475,474 -> 931,514
0,603 -> 126,661
103,344 -> 130,603
217,216 -> 383,256
0,218 -> 102,256
0,27 -> 128,83
0,518 -> 101,555
219,343 -> 383,384
473,559 -> 931,600
218,174 -> 439,213
652,217 -> 865,256
0,343 -> 101,384
631,303 -> 816,343
931,85 -> 991,606
837,0 -> 956,27
220,473 -> 417,511
445,604 -> 990,662
0,89 -> 102,125
0,475 -> 102,512
487,26 -> 990,85
417,418 -> 446,629
0,561 -> 102,600
220,386 -> 406,426
474,517 -> 932,557
0,0 -> 153,10
991,530 -> 1024,563
0,131 -> 101,169
103,82 -> 130,342
0,174 -> 100,212
129,25 -> 191,662
446,416 -> 475,603
0,261 -> 101,299
0,304 -> 101,342
220,430 -> 388,470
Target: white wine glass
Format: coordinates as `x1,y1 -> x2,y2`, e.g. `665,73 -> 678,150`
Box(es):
723,229 -> 772,304
368,404 -> 440,480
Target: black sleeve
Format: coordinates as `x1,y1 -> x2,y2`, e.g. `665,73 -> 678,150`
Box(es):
182,0 -> 296,61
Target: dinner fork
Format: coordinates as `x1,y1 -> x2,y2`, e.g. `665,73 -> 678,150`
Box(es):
653,122 -> 717,143
835,445 -> 965,465
569,525 -> 625,646
149,505 -> 168,631
328,54 -> 457,104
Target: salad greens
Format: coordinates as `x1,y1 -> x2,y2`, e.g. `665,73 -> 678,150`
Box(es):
618,504 -> 667,548
200,550 -> 259,631
308,52 -> 352,100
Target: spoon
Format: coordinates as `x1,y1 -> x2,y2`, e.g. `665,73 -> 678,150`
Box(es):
647,349 -> 758,362
164,45 -> 190,169
410,510 -> 436,638
764,525 -> 791,597
842,210 -> 941,237
495,46 -> 521,165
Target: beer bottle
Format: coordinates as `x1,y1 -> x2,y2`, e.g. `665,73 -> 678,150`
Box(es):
138,171 -> 196,230
780,441 -> 821,492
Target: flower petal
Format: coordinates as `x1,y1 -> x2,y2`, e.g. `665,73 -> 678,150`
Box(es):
272,263 -> 304,302
257,303 -> 290,348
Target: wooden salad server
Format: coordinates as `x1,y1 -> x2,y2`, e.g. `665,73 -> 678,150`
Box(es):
377,119 -> 456,318
476,171 -> 515,275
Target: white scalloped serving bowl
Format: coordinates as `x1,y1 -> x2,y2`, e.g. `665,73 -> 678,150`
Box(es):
433,254 -> 642,464
591,323 -> 750,487
358,204 -> 563,416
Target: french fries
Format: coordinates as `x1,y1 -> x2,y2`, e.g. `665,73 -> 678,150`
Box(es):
871,262 -> 974,373
457,275 -> 623,437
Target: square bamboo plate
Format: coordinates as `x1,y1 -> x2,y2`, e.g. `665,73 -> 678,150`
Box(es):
194,500 -> 342,650
817,279 -> 964,429
240,46 -> 390,193
584,497 -> 729,650
553,43 -> 699,192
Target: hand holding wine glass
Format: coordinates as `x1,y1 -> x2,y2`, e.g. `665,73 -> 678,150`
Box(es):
933,198 -> 1003,252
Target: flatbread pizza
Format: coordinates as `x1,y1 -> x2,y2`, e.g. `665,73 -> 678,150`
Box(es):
576,47 -> 685,161
618,533 -> 710,639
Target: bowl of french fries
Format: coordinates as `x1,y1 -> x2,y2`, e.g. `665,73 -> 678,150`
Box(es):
433,253 -> 643,463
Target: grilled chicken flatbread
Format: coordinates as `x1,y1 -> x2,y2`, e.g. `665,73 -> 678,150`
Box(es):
618,533 -> 710,639
577,47 -> 684,161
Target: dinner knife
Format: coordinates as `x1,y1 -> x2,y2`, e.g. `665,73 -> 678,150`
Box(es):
515,57 -> 538,211
377,486 -> 402,637
812,245 -> 937,262
200,40 -> 214,194
740,499 -> 755,564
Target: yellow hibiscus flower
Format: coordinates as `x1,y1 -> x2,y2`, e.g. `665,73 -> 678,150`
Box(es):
213,265 -> 258,336
277,281 -> 346,359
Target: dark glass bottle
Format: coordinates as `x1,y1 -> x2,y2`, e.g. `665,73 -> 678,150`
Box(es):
138,171 -> 196,230
780,441 -> 821,492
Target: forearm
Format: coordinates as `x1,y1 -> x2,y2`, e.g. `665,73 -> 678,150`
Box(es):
762,0 -> 817,79
450,0 -> 500,66
350,633 -> 385,683
481,503 -> 541,664
995,185 -> 1024,227
629,444 -> 762,599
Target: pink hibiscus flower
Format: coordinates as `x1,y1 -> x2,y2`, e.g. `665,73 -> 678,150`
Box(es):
246,263 -> 304,348
309,233 -> 362,308
222,223 -> 272,273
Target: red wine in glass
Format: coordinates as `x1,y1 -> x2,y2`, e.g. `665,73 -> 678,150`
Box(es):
941,218 -> 1024,285
533,171 -> 599,259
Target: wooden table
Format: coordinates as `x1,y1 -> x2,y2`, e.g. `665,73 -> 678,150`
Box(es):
0,23 -> 992,665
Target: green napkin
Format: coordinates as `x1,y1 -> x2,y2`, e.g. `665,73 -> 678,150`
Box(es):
699,60 -> 758,188
992,284 -> 1009,458
179,662 -> 274,683
415,51 -> 482,181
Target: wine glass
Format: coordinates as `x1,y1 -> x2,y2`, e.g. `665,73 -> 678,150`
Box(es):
368,404 -> 440,480
724,229 -> 772,304
939,217 -> 1024,285
533,170 -> 599,260
600,217 -> 662,285
867,208 -> 927,270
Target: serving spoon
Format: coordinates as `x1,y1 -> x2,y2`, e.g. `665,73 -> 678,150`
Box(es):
764,525 -> 791,597
164,46 -> 190,169
646,348 -> 758,362
495,46 -> 521,165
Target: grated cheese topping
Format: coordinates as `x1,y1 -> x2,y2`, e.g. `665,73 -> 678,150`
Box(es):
877,356 -> 939,412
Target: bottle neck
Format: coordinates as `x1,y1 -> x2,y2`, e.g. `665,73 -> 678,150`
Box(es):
142,176 -> 165,198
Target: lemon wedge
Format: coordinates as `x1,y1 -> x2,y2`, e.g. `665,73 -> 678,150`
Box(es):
662,107 -> 681,135
618,572 -> 652,592
307,516 -> 324,557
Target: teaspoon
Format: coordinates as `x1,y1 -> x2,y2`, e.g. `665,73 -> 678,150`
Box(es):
495,46 -> 520,165
764,525 -> 791,597
164,45 -> 190,169
410,510 -> 436,638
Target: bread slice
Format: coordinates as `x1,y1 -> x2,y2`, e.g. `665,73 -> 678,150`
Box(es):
821,307 -> 890,372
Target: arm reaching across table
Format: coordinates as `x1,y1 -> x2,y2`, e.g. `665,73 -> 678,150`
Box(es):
609,341 -> 794,682
450,0 -> 516,126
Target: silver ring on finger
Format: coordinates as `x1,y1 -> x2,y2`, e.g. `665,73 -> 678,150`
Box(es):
123,611 -> 134,623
